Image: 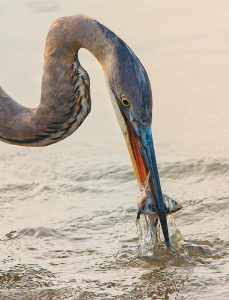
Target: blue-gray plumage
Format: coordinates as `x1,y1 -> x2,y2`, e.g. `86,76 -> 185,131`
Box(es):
0,14 -> 170,246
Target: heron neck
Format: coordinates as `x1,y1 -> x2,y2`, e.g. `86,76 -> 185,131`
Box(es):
43,15 -> 116,75
0,15 -> 117,146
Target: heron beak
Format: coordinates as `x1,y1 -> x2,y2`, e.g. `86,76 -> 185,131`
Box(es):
124,119 -> 170,247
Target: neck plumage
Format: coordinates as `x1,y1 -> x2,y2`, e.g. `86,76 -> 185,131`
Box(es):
0,15 -> 115,146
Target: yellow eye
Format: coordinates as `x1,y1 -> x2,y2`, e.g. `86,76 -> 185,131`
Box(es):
120,96 -> 130,107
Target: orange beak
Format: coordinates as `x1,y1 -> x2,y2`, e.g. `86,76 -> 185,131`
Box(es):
123,117 -> 170,247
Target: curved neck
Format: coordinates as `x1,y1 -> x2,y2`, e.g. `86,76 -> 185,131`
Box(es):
57,15 -> 114,57
0,15 -> 116,146
42,15 -> 115,84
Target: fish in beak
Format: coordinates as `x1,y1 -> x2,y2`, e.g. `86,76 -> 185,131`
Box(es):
124,118 -> 171,247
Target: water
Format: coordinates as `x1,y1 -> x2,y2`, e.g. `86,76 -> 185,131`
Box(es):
0,0 -> 229,299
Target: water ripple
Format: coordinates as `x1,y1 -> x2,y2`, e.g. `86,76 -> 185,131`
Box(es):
0,264 -> 55,289
160,159 -> 229,179
5,227 -> 65,240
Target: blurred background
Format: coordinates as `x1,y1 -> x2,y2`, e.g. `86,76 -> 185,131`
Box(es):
0,1 -> 228,299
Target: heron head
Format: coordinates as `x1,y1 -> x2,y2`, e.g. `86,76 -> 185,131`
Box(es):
106,40 -> 170,246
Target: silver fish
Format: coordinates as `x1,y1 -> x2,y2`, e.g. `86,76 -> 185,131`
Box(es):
136,188 -> 182,222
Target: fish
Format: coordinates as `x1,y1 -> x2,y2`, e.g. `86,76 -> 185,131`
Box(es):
136,171 -> 182,224
137,189 -> 182,218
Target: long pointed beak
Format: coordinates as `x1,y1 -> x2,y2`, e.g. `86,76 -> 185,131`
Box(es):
124,120 -> 170,247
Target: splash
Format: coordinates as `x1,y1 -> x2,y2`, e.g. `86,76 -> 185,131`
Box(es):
136,215 -> 159,256
136,189 -> 183,257
136,215 -> 185,256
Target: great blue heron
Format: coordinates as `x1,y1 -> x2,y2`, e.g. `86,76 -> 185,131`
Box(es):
0,15 -> 170,246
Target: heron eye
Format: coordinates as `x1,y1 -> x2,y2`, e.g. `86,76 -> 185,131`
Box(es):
120,96 -> 130,107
